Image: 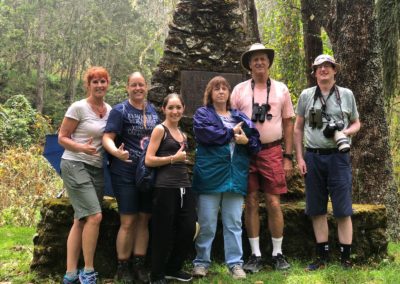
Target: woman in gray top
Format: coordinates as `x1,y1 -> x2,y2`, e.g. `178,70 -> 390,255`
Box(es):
58,66 -> 112,284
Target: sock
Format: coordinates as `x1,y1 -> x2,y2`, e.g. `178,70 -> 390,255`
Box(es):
65,270 -> 78,279
83,267 -> 95,273
316,242 -> 330,261
248,237 -> 261,257
271,237 -> 283,256
339,243 -> 351,262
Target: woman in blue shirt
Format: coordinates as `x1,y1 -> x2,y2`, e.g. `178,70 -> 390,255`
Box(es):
103,72 -> 159,283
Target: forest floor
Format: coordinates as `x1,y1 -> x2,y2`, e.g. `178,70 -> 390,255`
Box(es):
1,226 -> 400,284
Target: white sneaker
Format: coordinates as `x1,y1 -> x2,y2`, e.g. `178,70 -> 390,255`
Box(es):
192,265 -> 208,277
230,265 -> 246,279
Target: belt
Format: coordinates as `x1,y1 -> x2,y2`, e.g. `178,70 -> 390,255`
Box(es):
261,139 -> 282,150
306,148 -> 338,155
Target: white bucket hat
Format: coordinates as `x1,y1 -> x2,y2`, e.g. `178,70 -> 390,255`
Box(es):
241,43 -> 275,71
312,54 -> 340,72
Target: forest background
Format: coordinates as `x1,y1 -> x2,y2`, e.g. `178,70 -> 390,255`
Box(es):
0,0 -> 399,227
0,0 -> 399,282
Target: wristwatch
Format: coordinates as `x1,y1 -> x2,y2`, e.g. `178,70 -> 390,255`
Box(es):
283,153 -> 293,161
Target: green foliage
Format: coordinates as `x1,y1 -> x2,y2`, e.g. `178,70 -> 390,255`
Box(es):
0,146 -> 62,226
256,0 -> 306,102
0,95 -> 52,149
0,0 -> 175,125
0,226 -> 39,283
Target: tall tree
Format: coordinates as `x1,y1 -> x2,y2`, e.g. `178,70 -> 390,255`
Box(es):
300,0 -> 322,87
303,0 -> 400,239
377,0 -> 399,115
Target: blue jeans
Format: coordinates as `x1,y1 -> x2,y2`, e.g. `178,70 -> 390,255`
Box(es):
193,192 -> 244,268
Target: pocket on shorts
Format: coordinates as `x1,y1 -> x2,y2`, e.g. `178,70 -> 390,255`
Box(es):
271,166 -> 286,188
61,160 -> 91,187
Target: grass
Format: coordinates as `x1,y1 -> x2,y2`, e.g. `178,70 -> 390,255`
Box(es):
0,226 -> 400,284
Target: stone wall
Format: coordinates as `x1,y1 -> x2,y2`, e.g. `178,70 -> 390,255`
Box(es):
148,0 -> 259,108
31,198 -> 387,278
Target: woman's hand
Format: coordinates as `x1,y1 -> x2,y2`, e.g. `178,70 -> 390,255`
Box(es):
234,129 -> 249,145
114,143 -> 131,162
80,137 -> 99,155
172,143 -> 187,163
232,121 -> 244,135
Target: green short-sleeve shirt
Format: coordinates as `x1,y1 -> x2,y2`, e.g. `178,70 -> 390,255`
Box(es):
296,85 -> 359,149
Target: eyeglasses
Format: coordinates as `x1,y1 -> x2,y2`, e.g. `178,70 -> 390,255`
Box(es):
316,63 -> 334,69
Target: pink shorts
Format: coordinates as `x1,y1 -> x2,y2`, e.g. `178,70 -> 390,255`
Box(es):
248,145 -> 288,195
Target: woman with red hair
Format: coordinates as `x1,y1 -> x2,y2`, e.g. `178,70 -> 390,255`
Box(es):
59,66 -> 112,284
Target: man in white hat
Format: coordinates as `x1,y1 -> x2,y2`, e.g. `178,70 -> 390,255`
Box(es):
231,43 -> 294,272
294,54 -> 360,270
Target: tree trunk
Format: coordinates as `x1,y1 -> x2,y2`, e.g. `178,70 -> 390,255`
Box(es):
300,0 -> 322,87
35,1 -> 46,113
304,0 -> 400,239
239,0 -> 260,43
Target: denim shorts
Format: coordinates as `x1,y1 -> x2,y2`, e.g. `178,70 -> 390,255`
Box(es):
60,159 -> 104,220
111,173 -> 152,214
248,145 -> 288,195
304,151 -> 353,217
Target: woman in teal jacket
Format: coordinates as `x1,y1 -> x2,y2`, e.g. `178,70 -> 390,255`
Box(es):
192,76 -> 260,279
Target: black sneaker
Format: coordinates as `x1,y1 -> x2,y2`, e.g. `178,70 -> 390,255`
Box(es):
272,253 -> 291,270
243,254 -> 263,273
133,256 -> 150,283
115,260 -> 134,284
150,278 -> 167,284
341,259 -> 353,270
305,258 -> 328,271
165,270 -> 192,282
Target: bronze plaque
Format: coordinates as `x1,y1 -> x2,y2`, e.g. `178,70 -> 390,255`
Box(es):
180,71 -> 245,116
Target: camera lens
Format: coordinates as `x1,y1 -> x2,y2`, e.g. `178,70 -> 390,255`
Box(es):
266,114 -> 272,120
334,131 -> 350,152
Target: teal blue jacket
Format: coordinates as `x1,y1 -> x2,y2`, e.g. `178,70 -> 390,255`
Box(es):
192,106 -> 260,196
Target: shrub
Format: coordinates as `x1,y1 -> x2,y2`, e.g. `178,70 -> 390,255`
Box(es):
0,95 -> 52,150
0,146 -> 62,226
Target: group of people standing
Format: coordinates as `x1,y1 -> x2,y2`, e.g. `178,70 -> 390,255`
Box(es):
58,43 -> 360,284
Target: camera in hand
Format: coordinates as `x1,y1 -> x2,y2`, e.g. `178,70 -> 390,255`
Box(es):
252,103 -> 271,123
323,120 -> 350,152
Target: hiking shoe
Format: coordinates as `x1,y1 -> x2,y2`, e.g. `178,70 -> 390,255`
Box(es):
115,260 -> 134,284
192,265 -> 208,277
305,258 -> 328,271
165,270 -> 192,282
243,254 -> 263,273
133,256 -> 149,283
341,259 -> 353,270
79,270 -> 98,284
272,254 -> 291,270
63,274 -> 80,284
150,278 -> 167,284
230,265 -> 246,279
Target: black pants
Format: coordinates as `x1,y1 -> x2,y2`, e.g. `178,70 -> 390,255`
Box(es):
151,187 -> 197,281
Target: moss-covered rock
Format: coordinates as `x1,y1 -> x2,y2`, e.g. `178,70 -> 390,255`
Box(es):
31,198 -> 387,278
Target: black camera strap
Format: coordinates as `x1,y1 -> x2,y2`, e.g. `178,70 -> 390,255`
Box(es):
251,78 -> 271,114
313,85 -> 344,122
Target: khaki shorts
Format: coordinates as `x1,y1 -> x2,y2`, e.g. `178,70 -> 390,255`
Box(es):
61,159 -> 104,220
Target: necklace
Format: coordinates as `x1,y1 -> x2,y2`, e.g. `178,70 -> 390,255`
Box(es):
89,102 -> 106,118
